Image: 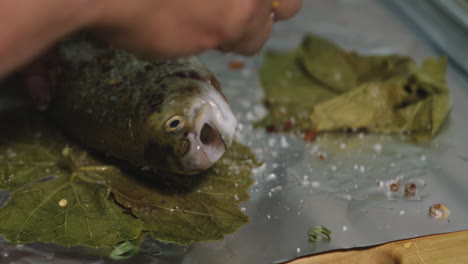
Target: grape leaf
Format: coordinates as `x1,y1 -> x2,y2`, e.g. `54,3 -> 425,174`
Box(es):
0,109 -> 257,247
258,34 -> 451,141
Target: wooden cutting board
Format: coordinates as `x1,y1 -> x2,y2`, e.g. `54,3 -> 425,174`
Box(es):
288,230 -> 468,264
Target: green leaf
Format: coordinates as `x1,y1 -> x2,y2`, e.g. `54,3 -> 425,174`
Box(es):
256,49 -> 337,132
298,35 -> 358,93
110,241 -> 136,260
311,58 -> 451,141
258,34 -> 451,141
308,225 -> 331,242
95,142 -> 258,245
0,109 -> 257,247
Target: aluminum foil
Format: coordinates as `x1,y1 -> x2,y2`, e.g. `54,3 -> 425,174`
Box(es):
1,0 -> 468,263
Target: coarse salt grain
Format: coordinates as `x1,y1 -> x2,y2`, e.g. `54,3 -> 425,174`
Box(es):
311,181 -> 320,188
342,225 -> 348,231
266,173 -> 277,181
373,144 -> 382,153
359,165 -> 365,173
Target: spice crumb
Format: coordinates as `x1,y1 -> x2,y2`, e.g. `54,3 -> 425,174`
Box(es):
404,182 -> 417,198
429,203 -> 450,219
403,242 -> 413,249
228,61 -> 245,70
58,199 -> 68,207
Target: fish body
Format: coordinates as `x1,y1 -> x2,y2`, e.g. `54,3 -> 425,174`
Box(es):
51,35 -> 237,175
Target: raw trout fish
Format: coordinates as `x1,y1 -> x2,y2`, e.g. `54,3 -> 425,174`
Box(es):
50,35 -> 237,175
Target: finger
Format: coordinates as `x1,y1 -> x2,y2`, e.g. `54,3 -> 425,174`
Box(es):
218,1 -> 275,55
273,0 -> 303,21
225,13 -> 274,56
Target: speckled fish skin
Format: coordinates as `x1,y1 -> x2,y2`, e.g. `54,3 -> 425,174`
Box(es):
50,34 -> 237,175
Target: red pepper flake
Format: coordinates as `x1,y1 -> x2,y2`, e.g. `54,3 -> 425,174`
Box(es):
319,154 -> 325,160
390,183 -> 399,192
266,125 -> 279,133
283,120 -> 293,131
228,61 -> 245,70
304,130 -> 317,141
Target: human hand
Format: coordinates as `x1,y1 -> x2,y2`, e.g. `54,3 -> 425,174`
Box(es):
0,0 -> 303,78
94,0 -> 303,56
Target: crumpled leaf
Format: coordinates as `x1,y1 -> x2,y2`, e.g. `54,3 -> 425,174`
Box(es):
312,57 -> 451,141
258,34 -> 451,141
0,109 -> 257,247
256,49 -> 337,132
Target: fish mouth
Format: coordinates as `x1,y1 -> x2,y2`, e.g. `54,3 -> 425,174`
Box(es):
180,86 -> 237,173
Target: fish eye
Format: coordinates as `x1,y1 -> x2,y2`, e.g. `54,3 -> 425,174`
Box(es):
165,116 -> 185,132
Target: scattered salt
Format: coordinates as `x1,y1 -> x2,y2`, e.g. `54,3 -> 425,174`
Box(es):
268,192 -> 272,198
420,155 -> 427,161
354,164 -> 359,170
359,165 -> 365,173
266,173 -> 277,181
399,210 -> 405,215
280,136 -> 290,148
341,194 -> 352,201
373,144 -> 382,153
233,194 -> 239,201
311,181 -> 320,188
342,225 -> 348,231
245,111 -> 255,121
267,214 -> 271,220
268,138 -> 276,147
296,248 -> 301,254
330,165 -> 337,171
241,207 -> 246,212
339,143 -> 346,149
358,133 -> 365,139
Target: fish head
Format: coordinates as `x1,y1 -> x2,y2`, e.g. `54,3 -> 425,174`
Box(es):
145,81 -> 237,175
